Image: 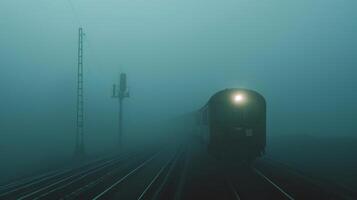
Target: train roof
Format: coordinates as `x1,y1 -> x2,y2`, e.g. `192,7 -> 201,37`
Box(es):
200,88 -> 266,111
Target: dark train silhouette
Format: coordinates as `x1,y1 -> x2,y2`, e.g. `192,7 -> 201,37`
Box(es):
193,88 -> 266,162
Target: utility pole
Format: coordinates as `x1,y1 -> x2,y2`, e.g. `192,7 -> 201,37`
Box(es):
75,27 -> 85,158
112,73 -> 130,150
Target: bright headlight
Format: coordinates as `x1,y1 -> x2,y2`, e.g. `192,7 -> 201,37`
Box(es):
233,94 -> 245,103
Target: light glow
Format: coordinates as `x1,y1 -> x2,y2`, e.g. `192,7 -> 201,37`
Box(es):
234,94 -> 244,103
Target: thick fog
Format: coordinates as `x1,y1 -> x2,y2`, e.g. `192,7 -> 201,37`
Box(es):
1,0 -> 356,186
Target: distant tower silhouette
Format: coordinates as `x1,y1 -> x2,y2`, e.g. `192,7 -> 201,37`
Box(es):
75,27 -> 85,158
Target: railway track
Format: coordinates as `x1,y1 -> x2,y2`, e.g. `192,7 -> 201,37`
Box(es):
83,146 -> 185,200
137,147 -> 186,200
89,152 -> 160,200
2,145 -> 350,200
253,168 -> 294,200
226,159 -> 353,200
0,146 -> 185,200
227,180 -> 241,200
0,152 -> 150,200
0,154 -> 122,194
254,158 -> 355,200
227,167 -> 295,200
0,156 -> 116,199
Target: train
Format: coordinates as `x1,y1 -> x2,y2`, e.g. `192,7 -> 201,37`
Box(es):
193,88 -> 266,162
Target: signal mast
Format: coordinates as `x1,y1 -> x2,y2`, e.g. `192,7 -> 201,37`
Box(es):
112,73 -> 130,150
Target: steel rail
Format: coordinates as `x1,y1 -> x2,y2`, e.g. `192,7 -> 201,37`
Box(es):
0,168 -> 74,197
137,153 -> 176,200
0,155 -> 115,197
0,169 -> 63,191
151,149 -> 184,200
136,147 -> 184,200
227,180 -> 241,200
253,168 -> 295,200
92,153 -> 159,200
17,157 -> 121,200
32,155 -> 130,200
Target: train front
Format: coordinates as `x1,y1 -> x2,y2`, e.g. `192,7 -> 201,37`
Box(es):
208,89 -> 266,161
